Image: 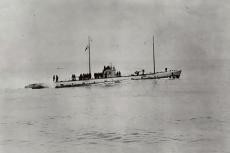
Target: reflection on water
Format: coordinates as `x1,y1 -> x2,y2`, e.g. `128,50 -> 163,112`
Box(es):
1,62 -> 230,153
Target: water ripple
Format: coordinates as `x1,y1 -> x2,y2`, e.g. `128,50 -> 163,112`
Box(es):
58,129 -> 185,145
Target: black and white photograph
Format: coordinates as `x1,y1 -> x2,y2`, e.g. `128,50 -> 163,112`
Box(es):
0,0 -> 229,153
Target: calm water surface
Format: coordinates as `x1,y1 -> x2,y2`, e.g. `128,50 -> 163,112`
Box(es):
1,61 -> 230,153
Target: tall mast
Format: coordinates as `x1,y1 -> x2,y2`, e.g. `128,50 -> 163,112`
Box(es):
153,35 -> 156,74
88,36 -> 91,75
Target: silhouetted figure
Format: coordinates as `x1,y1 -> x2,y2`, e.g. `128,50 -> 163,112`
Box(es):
171,72 -> 175,79
56,75 -> 59,82
72,74 -> 76,81
117,71 -> 121,77
53,75 -> 55,82
142,70 -> 145,75
165,67 -> 168,72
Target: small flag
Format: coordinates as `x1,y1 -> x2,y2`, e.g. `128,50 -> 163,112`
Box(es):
85,45 -> 89,51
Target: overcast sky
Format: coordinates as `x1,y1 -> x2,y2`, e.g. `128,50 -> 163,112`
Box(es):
0,0 -> 230,88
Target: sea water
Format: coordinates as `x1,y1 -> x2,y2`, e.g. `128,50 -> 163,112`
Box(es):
0,59 -> 230,153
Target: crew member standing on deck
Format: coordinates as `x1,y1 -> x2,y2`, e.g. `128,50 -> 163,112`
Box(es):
56,75 -> 59,82
165,67 -> 168,72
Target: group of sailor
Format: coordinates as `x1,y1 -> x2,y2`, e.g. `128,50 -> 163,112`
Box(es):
71,74 -> 77,81
134,69 -> 145,76
79,73 -> 91,80
103,65 -> 112,72
116,71 -> 121,77
53,75 -> 59,82
94,72 -> 103,79
53,65 -> 122,82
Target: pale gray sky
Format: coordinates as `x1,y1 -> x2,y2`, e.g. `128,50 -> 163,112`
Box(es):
0,0 -> 230,88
